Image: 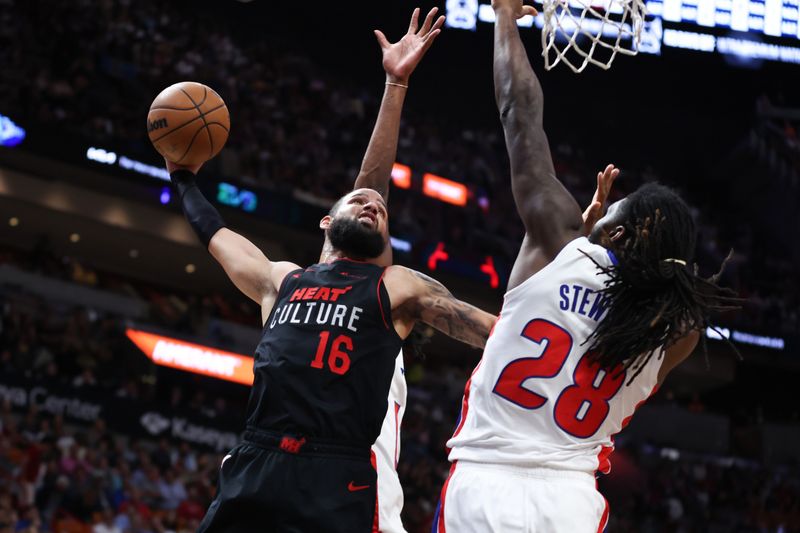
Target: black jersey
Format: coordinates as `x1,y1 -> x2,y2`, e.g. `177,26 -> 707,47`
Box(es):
245,259 -> 404,446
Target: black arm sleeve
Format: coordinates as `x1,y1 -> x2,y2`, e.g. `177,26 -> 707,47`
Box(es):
170,170 -> 226,248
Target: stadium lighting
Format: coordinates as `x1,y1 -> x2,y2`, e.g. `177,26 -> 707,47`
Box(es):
704,326 -> 785,350
427,242 -> 449,271
391,163 -> 412,189
423,174 -> 468,206
389,236 -> 412,252
0,114 -> 26,147
480,256 -> 500,289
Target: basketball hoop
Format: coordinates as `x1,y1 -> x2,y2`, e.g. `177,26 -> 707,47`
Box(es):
540,0 -> 647,73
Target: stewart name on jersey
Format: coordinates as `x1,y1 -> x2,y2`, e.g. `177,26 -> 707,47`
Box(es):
246,259 -> 404,446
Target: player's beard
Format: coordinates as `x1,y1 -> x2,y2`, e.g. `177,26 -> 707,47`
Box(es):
327,217 -> 386,260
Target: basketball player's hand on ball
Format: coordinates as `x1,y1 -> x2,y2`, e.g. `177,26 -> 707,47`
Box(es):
581,164 -> 620,236
374,7 -> 445,85
491,0 -> 538,18
165,158 -> 203,176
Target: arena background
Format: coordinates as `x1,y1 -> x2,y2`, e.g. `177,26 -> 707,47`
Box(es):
0,0 -> 799,531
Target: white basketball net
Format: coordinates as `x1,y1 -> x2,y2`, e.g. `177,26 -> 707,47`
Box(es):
541,0 -> 646,73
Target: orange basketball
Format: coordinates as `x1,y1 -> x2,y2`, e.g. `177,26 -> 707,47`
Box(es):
147,82 -> 230,166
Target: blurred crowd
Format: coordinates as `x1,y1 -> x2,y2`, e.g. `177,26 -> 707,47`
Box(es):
599,447 -> 800,532
0,0 -> 798,333
0,408 -> 220,533
755,94 -> 800,191
2,405 -> 798,533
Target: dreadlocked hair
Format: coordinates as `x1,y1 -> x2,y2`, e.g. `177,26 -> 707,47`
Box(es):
583,183 -> 742,384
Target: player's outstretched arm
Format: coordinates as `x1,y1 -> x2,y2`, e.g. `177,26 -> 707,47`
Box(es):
386,266 -> 496,348
353,7 -> 444,199
493,0 -> 584,286
166,160 -> 299,310
207,229 -> 298,307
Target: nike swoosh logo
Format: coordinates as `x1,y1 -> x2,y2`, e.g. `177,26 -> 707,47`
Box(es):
347,481 -> 370,492
221,454 -> 232,468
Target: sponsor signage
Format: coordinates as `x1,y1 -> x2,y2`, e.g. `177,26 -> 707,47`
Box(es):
138,411 -> 238,452
0,381 -> 102,421
86,146 -> 170,181
126,329 -> 254,385
0,374 -> 242,451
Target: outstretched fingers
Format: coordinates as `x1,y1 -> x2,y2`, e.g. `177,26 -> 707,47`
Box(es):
422,28 -> 442,51
422,16 -> 445,47
598,164 -> 620,201
374,29 -> 390,50
581,164 -> 620,235
408,7 -> 421,34
419,7 -> 439,35
426,15 -> 446,38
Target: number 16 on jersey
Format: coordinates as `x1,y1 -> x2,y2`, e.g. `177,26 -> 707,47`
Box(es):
311,331 -> 353,375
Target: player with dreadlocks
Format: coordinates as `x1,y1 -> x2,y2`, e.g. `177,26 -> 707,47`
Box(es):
433,1 -> 741,531
584,184 -> 739,384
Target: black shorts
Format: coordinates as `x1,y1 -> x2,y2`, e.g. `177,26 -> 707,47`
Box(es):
198,430 -> 377,533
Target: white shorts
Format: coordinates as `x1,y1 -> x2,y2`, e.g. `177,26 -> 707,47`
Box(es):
433,461 -> 609,533
371,351 -> 407,533
374,449 -> 405,533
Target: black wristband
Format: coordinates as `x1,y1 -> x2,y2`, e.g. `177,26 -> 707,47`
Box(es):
169,170 -> 226,248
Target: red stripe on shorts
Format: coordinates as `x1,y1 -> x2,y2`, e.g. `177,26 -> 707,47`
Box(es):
436,461 -> 458,533
371,450 -> 379,533
596,494 -> 610,533
393,401 -> 401,469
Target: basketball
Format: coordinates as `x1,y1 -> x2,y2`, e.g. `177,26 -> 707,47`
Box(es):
147,81 -> 230,166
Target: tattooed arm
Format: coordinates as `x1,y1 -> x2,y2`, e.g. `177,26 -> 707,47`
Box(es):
385,266 -> 497,348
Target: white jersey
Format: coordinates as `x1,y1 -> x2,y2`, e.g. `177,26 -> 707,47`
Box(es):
371,350 -> 407,533
447,237 -> 661,474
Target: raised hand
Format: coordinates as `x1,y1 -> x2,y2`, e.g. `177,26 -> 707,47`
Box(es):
374,7 -> 445,85
491,0 -> 538,18
581,164 -> 620,236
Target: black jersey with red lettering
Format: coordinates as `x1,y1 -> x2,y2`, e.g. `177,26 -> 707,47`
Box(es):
245,259 -> 403,446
